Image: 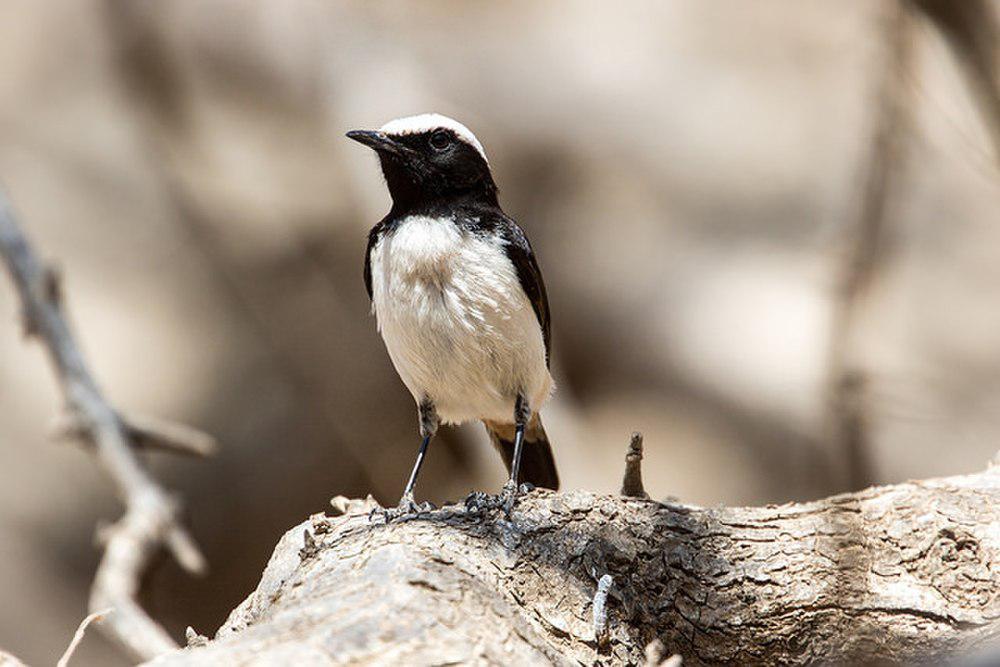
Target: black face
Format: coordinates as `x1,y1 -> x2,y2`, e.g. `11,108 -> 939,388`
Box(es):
346,127 -> 497,212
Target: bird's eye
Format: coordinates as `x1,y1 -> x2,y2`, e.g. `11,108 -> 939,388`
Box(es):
429,131 -> 451,150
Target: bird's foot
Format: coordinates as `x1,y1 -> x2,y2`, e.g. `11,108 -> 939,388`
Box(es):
464,483 -> 535,518
500,481 -> 536,517
464,490 -> 492,514
369,494 -> 434,524
499,480 -> 519,517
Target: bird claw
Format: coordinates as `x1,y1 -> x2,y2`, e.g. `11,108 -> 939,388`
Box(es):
465,482 -> 536,517
500,480 -> 520,517
464,491 -> 491,513
369,495 -> 434,524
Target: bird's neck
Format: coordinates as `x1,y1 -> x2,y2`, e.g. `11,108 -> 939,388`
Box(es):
379,158 -> 498,218
387,189 -> 497,221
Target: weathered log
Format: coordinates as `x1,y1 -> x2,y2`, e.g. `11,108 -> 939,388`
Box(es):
147,461 -> 1000,666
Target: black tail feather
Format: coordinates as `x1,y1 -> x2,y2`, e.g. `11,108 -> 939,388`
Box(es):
483,414 -> 559,490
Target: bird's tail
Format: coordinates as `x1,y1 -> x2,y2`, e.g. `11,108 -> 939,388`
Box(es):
483,413 -> 560,490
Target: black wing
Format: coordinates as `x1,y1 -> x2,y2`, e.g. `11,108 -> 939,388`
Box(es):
495,215 -> 552,367
363,220 -> 388,301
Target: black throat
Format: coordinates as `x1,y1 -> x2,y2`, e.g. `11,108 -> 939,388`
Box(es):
378,154 -> 499,219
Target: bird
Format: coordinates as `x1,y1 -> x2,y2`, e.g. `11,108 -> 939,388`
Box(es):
347,113 -> 559,517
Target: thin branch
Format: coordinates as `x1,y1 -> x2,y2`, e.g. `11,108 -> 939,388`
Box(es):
52,411 -> 217,458
0,192 -> 207,661
0,650 -> 28,667
826,2 -> 914,491
123,413 -> 217,457
57,608 -> 112,667
910,0 -> 1000,167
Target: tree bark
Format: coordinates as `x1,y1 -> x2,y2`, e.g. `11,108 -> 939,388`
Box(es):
147,464 -> 1000,666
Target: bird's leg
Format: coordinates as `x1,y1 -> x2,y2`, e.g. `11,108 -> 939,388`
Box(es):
399,399 -> 439,511
372,399 -> 438,523
500,394 -> 530,515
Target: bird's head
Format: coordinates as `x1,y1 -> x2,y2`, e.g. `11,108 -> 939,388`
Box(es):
347,114 -> 496,211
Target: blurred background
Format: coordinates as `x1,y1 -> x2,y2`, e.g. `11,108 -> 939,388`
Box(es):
1,1 -> 998,664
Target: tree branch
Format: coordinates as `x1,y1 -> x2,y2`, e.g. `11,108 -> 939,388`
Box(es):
0,650 -> 28,667
910,0 -> 1000,166
52,411 -> 217,458
0,192 -> 208,662
57,609 -> 112,667
145,460 -> 1000,666
826,1 -> 914,491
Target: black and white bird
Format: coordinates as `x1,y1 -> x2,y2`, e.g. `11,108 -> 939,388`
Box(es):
347,113 -> 558,515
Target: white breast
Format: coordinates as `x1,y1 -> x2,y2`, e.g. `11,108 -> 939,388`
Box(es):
369,215 -> 552,424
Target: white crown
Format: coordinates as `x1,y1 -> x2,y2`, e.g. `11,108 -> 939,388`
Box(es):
379,113 -> 487,162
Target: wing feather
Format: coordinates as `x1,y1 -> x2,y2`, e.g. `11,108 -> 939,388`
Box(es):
495,216 -> 551,367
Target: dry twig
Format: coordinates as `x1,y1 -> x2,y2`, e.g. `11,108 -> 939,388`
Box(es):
910,0 -> 1000,166
620,432 -> 649,499
826,2 -> 914,491
0,192 -> 208,661
57,608 -> 112,667
0,650 -> 28,667
52,411 -> 217,458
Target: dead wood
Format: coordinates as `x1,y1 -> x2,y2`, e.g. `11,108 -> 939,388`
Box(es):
147,462 -> 1000,666
0,193 -> 210,662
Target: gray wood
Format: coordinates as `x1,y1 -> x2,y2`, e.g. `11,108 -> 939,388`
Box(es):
148,463 -> 1000,666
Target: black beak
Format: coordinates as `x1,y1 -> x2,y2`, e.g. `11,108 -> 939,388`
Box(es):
346,129 -> 406,157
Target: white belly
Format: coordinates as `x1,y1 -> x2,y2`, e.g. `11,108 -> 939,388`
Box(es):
369,215 -> 552,424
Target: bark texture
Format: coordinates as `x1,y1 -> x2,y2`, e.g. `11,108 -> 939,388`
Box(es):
148,465 -> 1000,666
